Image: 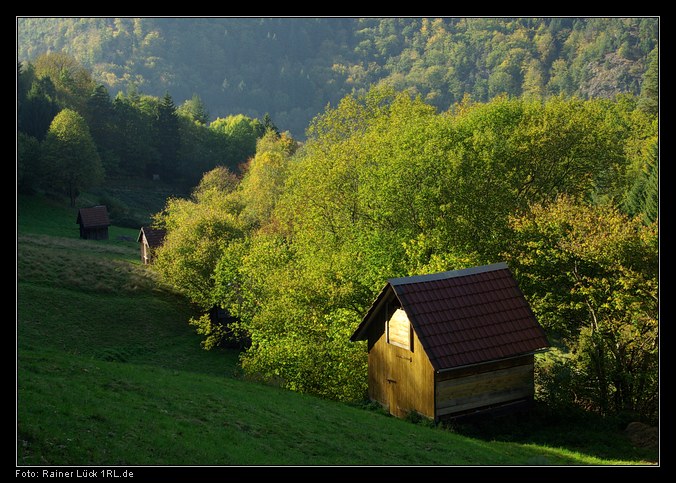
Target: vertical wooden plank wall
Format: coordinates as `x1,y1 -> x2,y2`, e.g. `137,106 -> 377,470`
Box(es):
367,311 -> 435,418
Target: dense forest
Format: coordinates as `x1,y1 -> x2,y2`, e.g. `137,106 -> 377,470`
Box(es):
18,17 -> 658,136
18,51 -> 275,200
17,17 -> 659,423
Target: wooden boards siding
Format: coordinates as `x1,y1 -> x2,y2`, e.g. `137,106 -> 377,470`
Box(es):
387,308 -> 411,350
436,354 -> 534,381
141,237 -> 150,264
81,226 -> 109,240
435,356 -> 535,418
366,314 -> 435,419
367,321 -> 536,419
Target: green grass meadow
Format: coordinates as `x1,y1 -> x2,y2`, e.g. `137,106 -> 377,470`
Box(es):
16,193 -> 658,467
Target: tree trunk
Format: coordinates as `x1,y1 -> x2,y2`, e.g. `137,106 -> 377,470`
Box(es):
67,181 -> 78,207
591,334 -> 609,414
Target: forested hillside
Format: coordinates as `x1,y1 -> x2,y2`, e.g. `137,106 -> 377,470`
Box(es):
17,17 -> 658,136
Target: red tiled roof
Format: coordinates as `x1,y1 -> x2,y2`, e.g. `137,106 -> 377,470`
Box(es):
137,226 -> 167,248
351,263 -> 549,370
76,206 -> 110,228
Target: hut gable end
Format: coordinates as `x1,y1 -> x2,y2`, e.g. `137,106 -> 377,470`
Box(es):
137,226 -> 167,264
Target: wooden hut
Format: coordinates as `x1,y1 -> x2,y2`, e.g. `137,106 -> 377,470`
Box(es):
76,206 -> 110,240
137,226 -> 167,264
350,262 -> 549,421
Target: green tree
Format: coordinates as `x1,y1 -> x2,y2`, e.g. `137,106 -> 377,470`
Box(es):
156,92 -> 181,179
153,169 -> 243,310
33,52 -> 95,113
41,109 -> 104,206
17,132 -> 41,193
262,112 -> 279,135
111,91 -> 159,177
522,59 -> 545,99
506,197 -> 658,420
230,233 -> 368,401
210,114 -> 265,167
637,46 -> 658,116
85,84 -> 120,175
547,59 -> 574,96
18,75 -> 60,141
182,135 -> 297,351
237,130 -> 297,227
177,93 -> 210,125
18,61 -> 34,102
175,114 -> 218,187
192,165 -> 239,200
435,95 -> 627,260
624,140 -> 659,225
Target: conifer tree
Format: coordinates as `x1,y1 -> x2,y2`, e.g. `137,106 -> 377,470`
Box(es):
156,92 -> 181,179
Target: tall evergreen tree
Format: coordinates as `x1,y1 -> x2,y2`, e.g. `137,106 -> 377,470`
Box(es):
111,91 -> 161,177
177,94 -> 210,125
638,46 -> 658,116
18,76 -> 60,141
624,141 -> 659,225
85,84 -> 120,174
263,112 -> 279,135
155,92 -> 181,179
17,132 -> 41,193
86,85 -> 114,139
17,62 -> 34,105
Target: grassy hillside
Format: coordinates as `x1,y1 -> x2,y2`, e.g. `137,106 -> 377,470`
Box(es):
16,194 -> 658,466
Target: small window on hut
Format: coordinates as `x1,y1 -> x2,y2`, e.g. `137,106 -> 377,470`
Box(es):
387,308 -> 412,351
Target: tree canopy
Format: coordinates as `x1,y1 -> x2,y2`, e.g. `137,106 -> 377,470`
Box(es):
41,108 -> 103,206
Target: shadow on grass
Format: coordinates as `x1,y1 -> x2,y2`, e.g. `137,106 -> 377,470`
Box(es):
440,402 -> 658,464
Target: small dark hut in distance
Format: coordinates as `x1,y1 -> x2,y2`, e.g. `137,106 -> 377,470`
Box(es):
137,226 -> 167,265
76,206 -> 110,240
350,262 -> 549,421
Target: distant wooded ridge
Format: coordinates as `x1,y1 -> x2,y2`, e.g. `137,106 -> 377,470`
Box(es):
17,17 -> 659,137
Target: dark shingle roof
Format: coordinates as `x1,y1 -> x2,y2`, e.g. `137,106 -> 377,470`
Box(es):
76,206 -> 110,228
137,226 -> 167,248
351,262 -> 549,370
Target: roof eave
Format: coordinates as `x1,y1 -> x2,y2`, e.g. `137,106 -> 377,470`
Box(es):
349,283 -> 395,342
435,348 -> 551,373
388,262 -> 509,287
